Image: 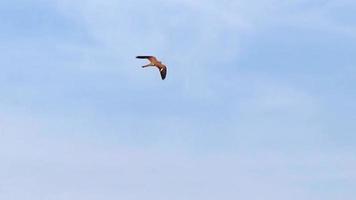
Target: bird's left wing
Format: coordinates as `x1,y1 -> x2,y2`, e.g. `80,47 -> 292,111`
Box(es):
159,65 -> 167,80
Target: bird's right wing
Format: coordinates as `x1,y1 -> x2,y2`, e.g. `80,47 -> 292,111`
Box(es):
136,56 -> 158,63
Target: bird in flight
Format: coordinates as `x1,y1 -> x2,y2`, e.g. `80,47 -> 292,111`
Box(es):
136,56 -> 167,80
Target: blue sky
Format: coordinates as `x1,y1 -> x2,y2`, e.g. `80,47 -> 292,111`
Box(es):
0,0 -> 355,199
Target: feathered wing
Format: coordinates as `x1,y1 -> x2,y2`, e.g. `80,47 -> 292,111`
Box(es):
136,56 -> 151,59
159,66 -> 167,80
136,56 -> 158,63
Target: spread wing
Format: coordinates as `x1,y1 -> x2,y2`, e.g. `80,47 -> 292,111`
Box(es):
136,56 -> 158,63
159,65 -> 167,80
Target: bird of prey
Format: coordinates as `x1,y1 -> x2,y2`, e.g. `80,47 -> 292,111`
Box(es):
136,56 -> 167,80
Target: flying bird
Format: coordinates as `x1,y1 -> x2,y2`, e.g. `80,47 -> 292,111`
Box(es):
136,56 -> 167,80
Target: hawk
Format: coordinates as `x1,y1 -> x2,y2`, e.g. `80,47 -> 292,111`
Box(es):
136,56 -> 167,80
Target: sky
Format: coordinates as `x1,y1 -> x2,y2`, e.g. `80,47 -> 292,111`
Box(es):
0,0 -> 356,199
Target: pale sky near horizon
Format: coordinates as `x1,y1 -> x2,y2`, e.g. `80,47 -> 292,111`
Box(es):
1,0 -> 356,199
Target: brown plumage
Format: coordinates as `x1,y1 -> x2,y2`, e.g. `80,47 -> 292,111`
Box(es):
136,56 -> 167,80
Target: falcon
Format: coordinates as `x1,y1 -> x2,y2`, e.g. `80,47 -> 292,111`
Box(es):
136,56 -> 167,80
